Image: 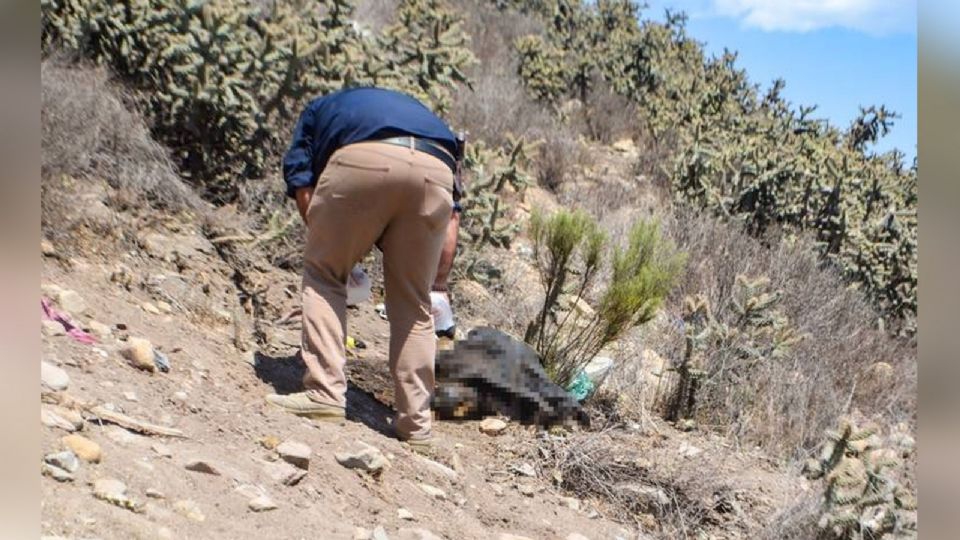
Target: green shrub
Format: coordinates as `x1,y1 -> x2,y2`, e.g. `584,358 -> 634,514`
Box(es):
525,209 -> 685,387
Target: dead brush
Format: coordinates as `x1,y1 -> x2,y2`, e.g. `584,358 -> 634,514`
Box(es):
528,429 -> 718,535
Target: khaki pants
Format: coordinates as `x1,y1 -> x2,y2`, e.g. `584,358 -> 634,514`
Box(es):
300,141 -> 453,440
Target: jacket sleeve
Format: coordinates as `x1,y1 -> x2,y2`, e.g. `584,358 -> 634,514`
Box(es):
282,105 -> 317,198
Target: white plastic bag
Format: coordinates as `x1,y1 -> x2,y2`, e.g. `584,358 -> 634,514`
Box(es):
346,264 -> 372,306
430,291 -> 455,333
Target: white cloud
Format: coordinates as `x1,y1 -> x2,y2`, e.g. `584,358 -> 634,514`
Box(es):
711,0 -> 917,34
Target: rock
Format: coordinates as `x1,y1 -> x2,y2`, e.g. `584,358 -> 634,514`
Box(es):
677,441 -> 703,458
619,484 -> 670,507
105,426 -> 143,446
558,496 -> 581,511
42,320 -> 66,337
56,290 -> 87,315
353,527 -> 373,540
141,302 -> 162,315
62,434 -> 101,463
372,527 -> 390,540
156,301 -> 173,314
151,443 -> 173,458
276,440 -> 312,470
174,499 -> 205,522
413,454 -> 458,482
335,445 -> 389,475
41,463 -> 74,482
184,459 -> 222,475
479,418 -> 507,436
259,435 -> 281,450
41,405 -> 83,432
248,495 -> 278,512
612,138 -> 637,155
93,478 -> 127,500
41,239 -> 56,256
235,484 -> 266,499
263,460 -> 307,486
173,391 -> 189,402
120,338 -> 157,373
418,483 -> 447,500
44,450 -> 79,473
678,419 -> 697,432
397,508 -> 415,520
511,463 -> 536,477
398,528 -> 444,540
41,361 -> 70,391
87,321 -> 112,340
517,484 -> 537,497
146,488 -> 165,499
123,391 -> 138,402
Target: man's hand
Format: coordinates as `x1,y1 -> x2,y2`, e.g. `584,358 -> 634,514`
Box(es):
295,186 -> 313,224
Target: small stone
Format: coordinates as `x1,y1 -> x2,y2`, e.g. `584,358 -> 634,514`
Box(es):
174,499 -> 205,522
259,435 -> 281,450
42,462 -> 73,482
173,391 -> 189,402
156,301 -> 173,314
41,406 -> 83,432
335,445 -> 389,475
93,478 -> 127,500
41,239 -> 56,256
263,460 -> 307,486
120,338 -> 157,373
42,320 -> 66,337
491,484 -> 504,496
566,534 -> 591,540
413,454 -> 458,481
397,508 -> 415,521
678,419 -> 697,432
105,426 -> 144,446
62,434 -> 101,463
678,442 -> 703,458
146,488 -> 165,499
511,463 -> 536,477
517,484 -> 537,497
479,418 -> 507,436
56,290 -> 87,315
276,440 -> 312,470
184,459 -> 222,475
372,527 -> 390,540
88,321 -> 112,340
418,483 -> 447,500
149,444 -> 172,459
558,496 -> 581,511
123,391 -> 138,402
398,528 -> 444,540
248,494 -> 278,512
100,380 -> 115,388
353,527 -> 373,540
44,451 -> 79,473
41,361 -> 70,391
497,535 -> 535,540
141,302 -> 162,315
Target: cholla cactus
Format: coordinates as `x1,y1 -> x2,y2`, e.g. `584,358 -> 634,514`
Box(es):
803,419 -> 917,539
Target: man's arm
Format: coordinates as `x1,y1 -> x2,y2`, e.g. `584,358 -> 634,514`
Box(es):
295,186 -> 313,223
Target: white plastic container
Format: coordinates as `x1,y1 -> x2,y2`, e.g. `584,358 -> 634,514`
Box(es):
430,291 -> 455,333
583,355 -> 614,385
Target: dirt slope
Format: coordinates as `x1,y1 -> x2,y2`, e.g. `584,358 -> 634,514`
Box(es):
39,170 -> 803,540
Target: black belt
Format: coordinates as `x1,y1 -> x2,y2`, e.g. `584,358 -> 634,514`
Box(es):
376,136 -> 457,174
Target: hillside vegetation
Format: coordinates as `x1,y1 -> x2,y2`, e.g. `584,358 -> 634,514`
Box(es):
41,0 -> 917,538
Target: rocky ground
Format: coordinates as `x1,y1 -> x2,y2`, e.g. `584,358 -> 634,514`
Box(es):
39,144 -> 806,540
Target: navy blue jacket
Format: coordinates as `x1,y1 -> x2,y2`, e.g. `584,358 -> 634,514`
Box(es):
282,87 -> 460,198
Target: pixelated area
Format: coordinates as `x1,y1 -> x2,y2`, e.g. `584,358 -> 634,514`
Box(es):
434,327 -> 590,428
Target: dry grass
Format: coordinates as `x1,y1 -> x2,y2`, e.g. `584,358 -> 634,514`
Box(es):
609,209 -> 917,459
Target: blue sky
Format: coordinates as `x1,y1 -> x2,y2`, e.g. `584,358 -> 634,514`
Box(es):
641,0 -> 917,162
